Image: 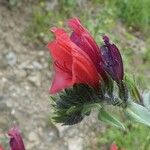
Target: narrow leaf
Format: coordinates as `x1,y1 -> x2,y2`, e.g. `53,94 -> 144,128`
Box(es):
125,75 -> 141,102
98,108 -> 125,130
82,103 -> 101,115
66,106 -> 78,115
50,96 -> 57,107
143,92 -> 150,110
125,101 -> 150,126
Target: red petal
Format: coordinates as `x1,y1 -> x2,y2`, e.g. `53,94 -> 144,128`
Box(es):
110,144 -> 118,150
49,63 -> 72,94
70,32 -> 97,65
47,28 -> 73,93
8,127 -> 25,150
72,52 -> 100,89
0,145 -> 4,150
48,41 -> 73,93
68,18 -> 102,71
47,27 -> 100,93
70,40 -> 100,89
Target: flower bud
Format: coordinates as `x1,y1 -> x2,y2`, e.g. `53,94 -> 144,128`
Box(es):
101,35 -> 124,82
8,127 -> 25,150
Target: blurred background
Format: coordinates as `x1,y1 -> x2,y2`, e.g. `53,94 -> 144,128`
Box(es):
0,0 -> 150,149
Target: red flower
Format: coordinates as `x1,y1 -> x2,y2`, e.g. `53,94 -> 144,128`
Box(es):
8,127 -> 25,150
68,18 -> 102,72
0,145 -> 4,150
110,144 -> 118,150
101,35 -> 124,82
69,18 -> 109,81
47,25 -> 101,94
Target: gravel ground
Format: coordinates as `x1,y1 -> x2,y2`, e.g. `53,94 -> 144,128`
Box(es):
0,2 -> 103,150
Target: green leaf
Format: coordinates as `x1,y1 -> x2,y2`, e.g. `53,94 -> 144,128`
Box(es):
82,103 -> 101,115
50,84 -> 100,125
125,101 -> 150,126
125,74 -> 141,102
98,108 -> 125,130
66,106 -> 78,115
143,92 -> 150,110
50,96 -> 58,107
50,96 -> 57,102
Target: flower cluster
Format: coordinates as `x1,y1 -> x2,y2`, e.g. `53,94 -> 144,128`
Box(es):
47,18 -> 150,128
47,18 -> 123,94
0,127 -> 25,150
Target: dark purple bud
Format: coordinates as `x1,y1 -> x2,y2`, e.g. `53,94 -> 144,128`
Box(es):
100,35 -> 124,82
8,127 -> 25,150
103,35 -> 110,44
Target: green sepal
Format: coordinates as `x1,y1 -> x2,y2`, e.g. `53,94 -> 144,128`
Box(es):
98,108 -> 125,130
66,106 -> 80,115
143,92 -> 150,110
125,74 -> 141,102
125,101 -> 150,126
82,103 -> 102,115
50,84 -> 100,125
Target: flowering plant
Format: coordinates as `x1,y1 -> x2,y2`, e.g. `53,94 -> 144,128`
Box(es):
47,18 -> 150,129
0,127 -> 25,150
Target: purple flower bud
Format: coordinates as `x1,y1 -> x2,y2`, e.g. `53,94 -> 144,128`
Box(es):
100,35 -> 124,82
8,127 -> 25,150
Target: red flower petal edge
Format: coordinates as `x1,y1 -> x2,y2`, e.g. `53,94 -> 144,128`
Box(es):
68,18 -> 102,72
110,144 -> 118,150
47,27 -> 100,94
0,145 -> 4,150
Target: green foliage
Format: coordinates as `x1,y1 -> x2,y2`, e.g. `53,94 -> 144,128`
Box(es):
59,0 -> 77,16
26,2 -> 53,44
113,0 -> 150,33
82,103 -> 101,116
8,0 -> 21,7
143,92 -> 150,110
50,80 -> 150,128
125,74 -> 142,103
98,108 -> 125,130
97,123 -> 150,149
50,80 -> 129,126
27,0 -> 150,45
0,135 -> 9,150
125,101 -> 150,126
27,0 -> 116,45
51,84 -> 101,125
92,0 -> 150,34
